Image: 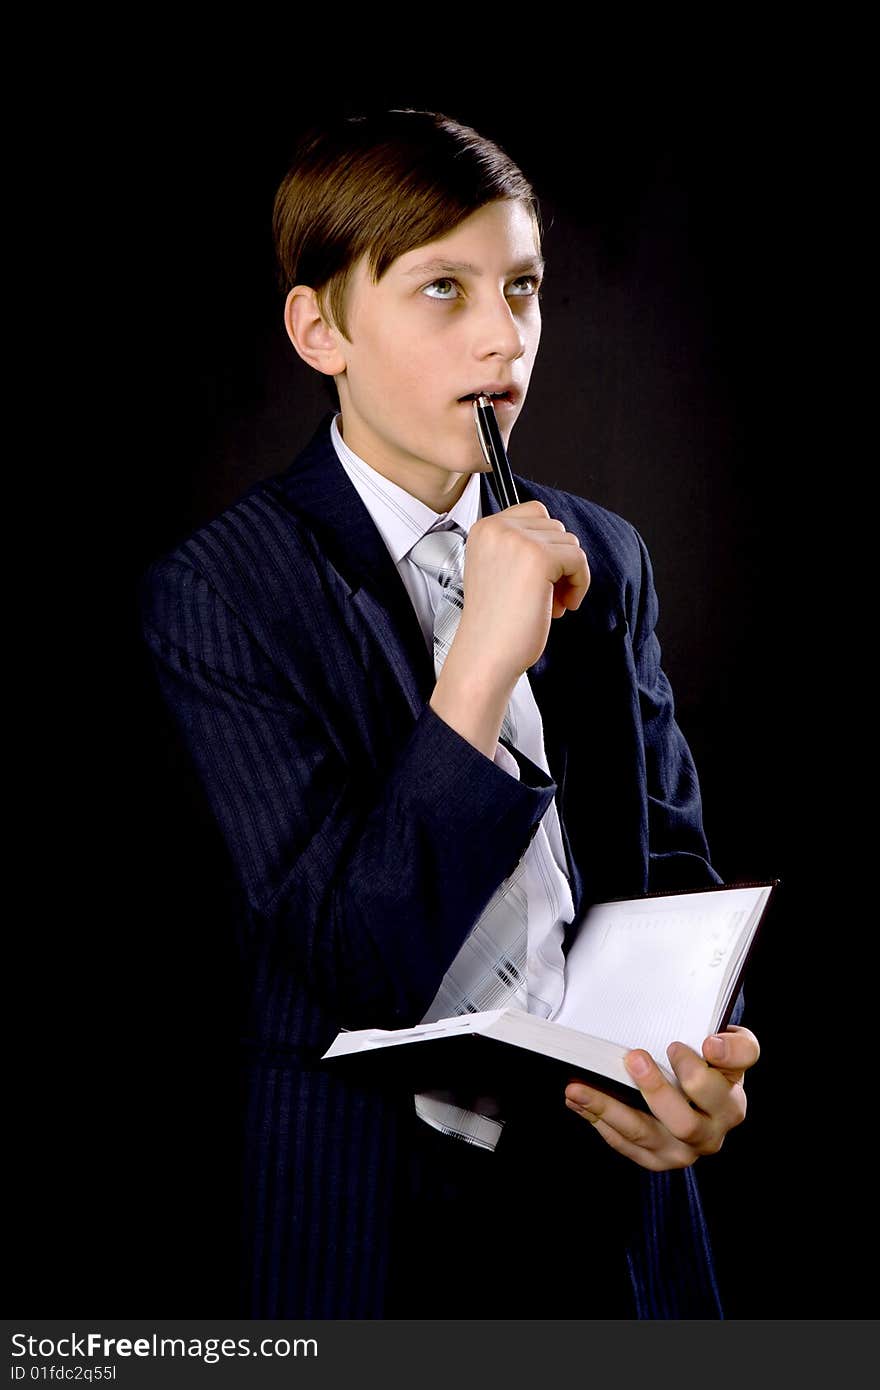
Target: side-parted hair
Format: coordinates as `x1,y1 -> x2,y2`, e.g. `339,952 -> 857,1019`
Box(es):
272,108 -> 543,398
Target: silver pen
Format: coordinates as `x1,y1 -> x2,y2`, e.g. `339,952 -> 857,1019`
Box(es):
473,394 -> 520,509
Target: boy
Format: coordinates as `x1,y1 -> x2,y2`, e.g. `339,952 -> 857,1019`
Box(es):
139,108 -> 760,1318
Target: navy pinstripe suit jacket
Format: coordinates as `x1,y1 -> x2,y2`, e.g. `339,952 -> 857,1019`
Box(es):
139,409 -> 740,1318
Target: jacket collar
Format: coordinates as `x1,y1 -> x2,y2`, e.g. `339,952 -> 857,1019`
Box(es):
270,409 -> 580,917
271,410 -> 551,703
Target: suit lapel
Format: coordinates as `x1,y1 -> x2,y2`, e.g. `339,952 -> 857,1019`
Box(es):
272,412 -> 437,717
273,412 -> 583,916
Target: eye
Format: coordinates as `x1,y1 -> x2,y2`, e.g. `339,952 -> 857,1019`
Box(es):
508,275 -> 543,297
422,278 -> 459,300
420,274 -> 544,302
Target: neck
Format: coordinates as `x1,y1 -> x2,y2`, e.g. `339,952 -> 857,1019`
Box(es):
336,412 -> 475,513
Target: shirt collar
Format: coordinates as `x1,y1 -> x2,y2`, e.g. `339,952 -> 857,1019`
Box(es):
330,411 -> 482,564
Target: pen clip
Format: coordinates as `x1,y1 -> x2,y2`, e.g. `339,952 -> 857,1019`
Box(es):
473,401 -> 495,470
472,396 -> 520,509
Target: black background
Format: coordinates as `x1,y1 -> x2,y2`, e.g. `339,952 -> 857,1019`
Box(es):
14,30 -> 867,1320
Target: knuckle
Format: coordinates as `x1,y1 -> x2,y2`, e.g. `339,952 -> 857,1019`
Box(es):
679,1114 -> 705,1146
640,1151 -> 666,1172
526,536 -> 551,569
503,526 -> 531,558
670,1142 -> 700,1169
730,1091 -> 748,1127
631,1122 -> 653,1148
653,1148 -> 689,1172
659,1149 -> 695,1170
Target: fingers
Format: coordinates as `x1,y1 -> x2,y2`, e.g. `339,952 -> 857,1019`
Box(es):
472,503 -> 591,618
552,537 -> 591,609
630,1043 -> 747,1133
563,1037 -> 752,1170
702,1025 -> 760,1081
563,1083 -> 701,1171
526,522 -> 590,611
510,500 -> 551,518
519,526 -> 591,614
625,1048 -> 729,1147
663,1044 -> 748,1133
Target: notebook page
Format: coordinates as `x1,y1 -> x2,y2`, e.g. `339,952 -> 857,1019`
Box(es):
322,1010 -> 506,1057
555,891 -> 753,1061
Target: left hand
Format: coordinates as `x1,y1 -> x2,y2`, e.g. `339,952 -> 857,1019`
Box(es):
564,1025 -> 760,1170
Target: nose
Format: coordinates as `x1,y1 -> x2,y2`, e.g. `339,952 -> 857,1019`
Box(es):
470,288 -> 530,365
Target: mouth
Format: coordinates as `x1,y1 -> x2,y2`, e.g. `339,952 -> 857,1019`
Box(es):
457,388 -> 519,409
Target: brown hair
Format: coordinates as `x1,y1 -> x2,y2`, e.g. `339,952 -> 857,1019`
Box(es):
272,108 -> 543,396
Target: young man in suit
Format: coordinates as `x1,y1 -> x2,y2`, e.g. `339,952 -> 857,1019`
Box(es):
139,108 -> 760,1318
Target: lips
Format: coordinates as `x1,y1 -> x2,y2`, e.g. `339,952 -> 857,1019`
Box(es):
457,385 -> 520,406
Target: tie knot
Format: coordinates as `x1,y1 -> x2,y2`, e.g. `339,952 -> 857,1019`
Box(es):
408,524 -> 466,586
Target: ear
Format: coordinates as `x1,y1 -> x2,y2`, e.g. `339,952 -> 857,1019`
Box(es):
284,285 -> 346,381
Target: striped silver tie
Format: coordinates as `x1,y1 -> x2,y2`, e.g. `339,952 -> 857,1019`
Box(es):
408,524 -> 517,746
407,523 -> 529,1146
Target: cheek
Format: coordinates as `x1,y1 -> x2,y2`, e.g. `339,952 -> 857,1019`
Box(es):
395,354 -> 436,398
372,325 -> 425,383
371,311 -> 453,398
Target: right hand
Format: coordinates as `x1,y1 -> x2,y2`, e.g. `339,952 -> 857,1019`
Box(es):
453,500 -> 591,686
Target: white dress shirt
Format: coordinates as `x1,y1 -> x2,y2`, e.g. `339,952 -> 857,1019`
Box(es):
330,411 -> 575,1025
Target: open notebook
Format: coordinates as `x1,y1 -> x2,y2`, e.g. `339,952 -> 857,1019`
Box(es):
321,881 -> 777,1109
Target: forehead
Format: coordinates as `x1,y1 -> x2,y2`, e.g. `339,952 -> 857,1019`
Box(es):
394,200 -> 542,277
347,200 -> 542,294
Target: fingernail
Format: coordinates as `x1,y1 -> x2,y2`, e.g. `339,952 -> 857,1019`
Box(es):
705,1035 -> 727,1062
625,1052 -> 650,1077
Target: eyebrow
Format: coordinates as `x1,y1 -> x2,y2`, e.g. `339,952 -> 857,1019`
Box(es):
401,256 -> 546,278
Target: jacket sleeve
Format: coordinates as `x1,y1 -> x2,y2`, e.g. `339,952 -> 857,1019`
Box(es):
629,526 -> 745,1028
138,555 -> 557,1030
628,524 -> 722,893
